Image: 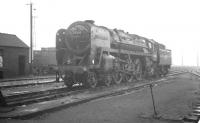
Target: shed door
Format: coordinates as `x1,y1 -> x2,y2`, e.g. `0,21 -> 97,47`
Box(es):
19,55 -> 25,75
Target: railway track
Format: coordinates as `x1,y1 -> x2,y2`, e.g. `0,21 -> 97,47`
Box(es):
0,69 -> 178,89
0,77 -> 57,89
181,70 -> 200,123
0,71 -> 185,107
0,71 -> 187,119
4,86 -> 84,106
0,75 -> 56,82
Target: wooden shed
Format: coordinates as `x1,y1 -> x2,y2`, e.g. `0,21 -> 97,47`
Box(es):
0,33 -> 29,79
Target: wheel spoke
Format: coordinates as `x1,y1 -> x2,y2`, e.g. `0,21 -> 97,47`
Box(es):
125,73 -> 134,83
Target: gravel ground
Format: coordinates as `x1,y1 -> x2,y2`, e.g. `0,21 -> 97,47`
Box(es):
0,73 -> 199,123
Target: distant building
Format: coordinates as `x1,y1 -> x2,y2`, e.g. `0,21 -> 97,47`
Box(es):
0,33 -> 29,79
33,47 -> 56,66
33,47 -> 57,75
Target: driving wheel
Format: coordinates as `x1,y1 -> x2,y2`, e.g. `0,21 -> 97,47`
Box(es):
63,72 -> 74,88
134,58 -> 142,80
87,72 -> 98,88
112,71 -> 123,84
104,74 -> 112,86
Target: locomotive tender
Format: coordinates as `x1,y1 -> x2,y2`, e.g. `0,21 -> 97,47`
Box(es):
56,20 -> 171,88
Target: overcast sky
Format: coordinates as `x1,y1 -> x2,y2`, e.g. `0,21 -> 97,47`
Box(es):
0,0 -> 200,66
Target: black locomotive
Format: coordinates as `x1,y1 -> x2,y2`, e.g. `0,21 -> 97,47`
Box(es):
56,20 -> 171,88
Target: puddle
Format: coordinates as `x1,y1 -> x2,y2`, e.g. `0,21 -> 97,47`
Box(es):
20,105 -> 27,107
13,91 -> 29,94
38,101 -> 49,104
24,108 -> 39,112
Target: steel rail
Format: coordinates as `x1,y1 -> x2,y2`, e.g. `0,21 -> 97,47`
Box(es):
0,76 -> 55,82
0,71 -> 186,119
0,79 -> 58,89
0,70 -> 180,89
3,71 -> 185,107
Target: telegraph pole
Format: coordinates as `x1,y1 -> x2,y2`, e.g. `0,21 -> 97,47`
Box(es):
181,55 -> 183,66
197,51 -> 199,67
30,2 -> 33,75
27,2 -> 33,75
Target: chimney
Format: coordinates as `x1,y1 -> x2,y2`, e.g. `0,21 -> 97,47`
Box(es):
85,20 -> 95,24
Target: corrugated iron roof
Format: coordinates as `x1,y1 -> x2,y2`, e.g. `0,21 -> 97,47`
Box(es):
0,33 -> 29,48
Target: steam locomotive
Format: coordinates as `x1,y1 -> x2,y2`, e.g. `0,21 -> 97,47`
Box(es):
56,20 -> 171,88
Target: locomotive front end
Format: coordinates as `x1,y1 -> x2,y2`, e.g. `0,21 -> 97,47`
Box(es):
65,21 -> 92,56
56,21 -> 98,87
56,21 -> 93,67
